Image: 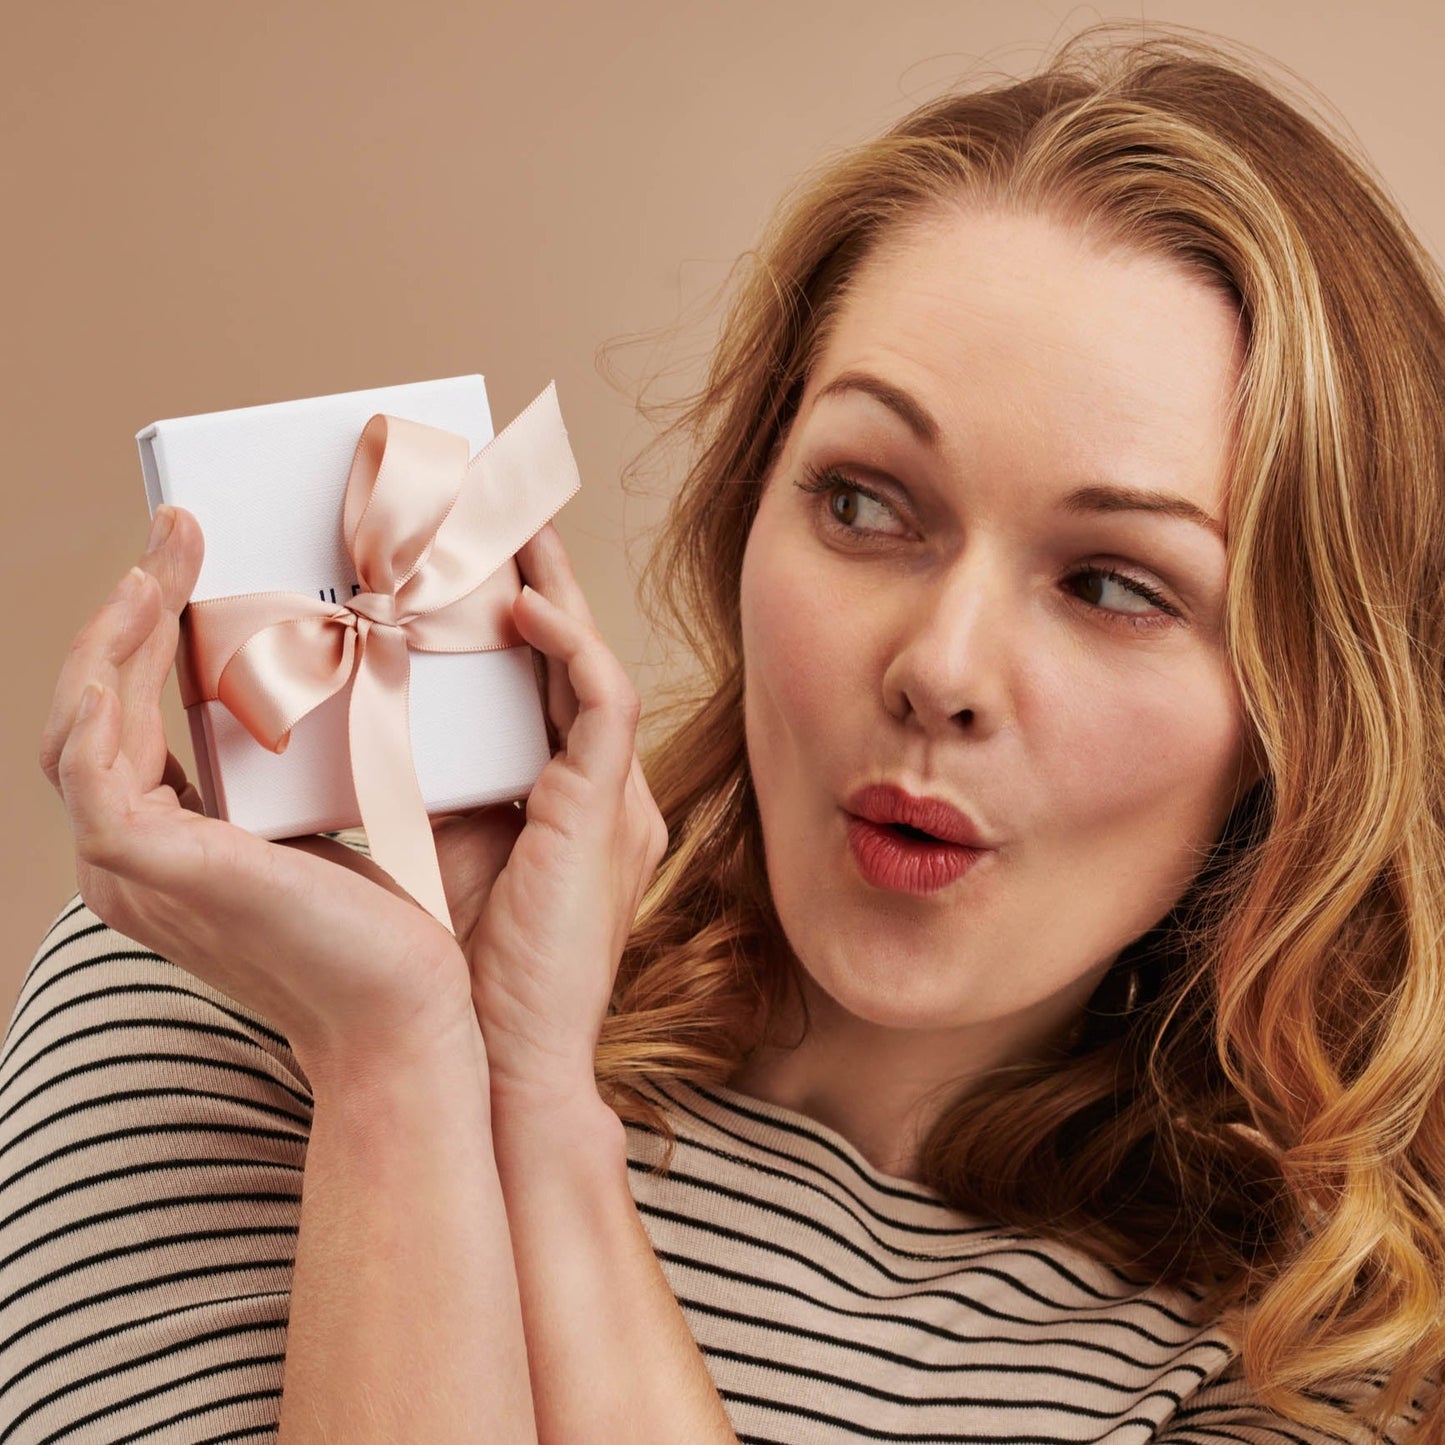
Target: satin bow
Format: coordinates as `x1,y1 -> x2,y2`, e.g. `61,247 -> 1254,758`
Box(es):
174,381 -> 582,934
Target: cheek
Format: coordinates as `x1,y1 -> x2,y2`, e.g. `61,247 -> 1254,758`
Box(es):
740,521 -> 864,760
1043,655 -> 1249,864
739,514 -> 873,891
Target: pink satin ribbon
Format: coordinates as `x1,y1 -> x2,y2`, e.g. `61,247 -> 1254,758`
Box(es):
174,381 -> 582,935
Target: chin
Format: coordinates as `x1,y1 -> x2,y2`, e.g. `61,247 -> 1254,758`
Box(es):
792,935 -> 974,1032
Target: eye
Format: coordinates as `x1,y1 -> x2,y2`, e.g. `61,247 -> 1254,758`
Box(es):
797,462 -> 1179,632
794,463 -> 907,540
1063,565 -> 1182,632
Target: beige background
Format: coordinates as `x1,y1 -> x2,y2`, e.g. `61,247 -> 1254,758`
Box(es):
5,0 -> 1441,1004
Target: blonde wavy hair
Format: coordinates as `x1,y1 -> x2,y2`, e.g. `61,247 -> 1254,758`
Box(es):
592,22 -> 1445,1438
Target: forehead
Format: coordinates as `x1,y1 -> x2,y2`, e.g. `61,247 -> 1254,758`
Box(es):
799,207 -> 1244,515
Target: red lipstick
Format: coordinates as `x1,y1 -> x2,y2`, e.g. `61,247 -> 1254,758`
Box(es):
842,783 -> 994,896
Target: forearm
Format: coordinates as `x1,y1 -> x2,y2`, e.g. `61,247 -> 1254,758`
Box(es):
491,1088 -> 739,1444
277,1021 -> 537,1444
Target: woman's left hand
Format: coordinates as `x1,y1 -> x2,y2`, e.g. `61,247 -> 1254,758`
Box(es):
430,521 -> 669,1107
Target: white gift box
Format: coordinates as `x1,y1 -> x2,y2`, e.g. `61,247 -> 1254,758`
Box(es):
136,374 -> 555,841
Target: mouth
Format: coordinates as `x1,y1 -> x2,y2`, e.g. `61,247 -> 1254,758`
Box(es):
841,781 -> 992,850
880,821 -> 947,843
843,813 -> 990,896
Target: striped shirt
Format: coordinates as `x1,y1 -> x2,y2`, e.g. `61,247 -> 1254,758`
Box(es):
0,885 -> 1429,1443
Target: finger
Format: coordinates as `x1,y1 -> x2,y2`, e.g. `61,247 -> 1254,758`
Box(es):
624,751 -> 669,887
624,753 -> 651,846
514,522 -> 598,629
55,681 -> 137,873
57,680 -> 223,922
70,690 -> 373,882
39,567 -> 161,791
39,505 -> 204,796
134,505 -> 204,618
527,620 -> 580,750
430,804 -> 527,940
513,584 -> 639,793
517,525 -> 601,739
514,523 -> 593,740
120,505 -> 205,779
162,749 -> 205,814
58,682 -> 201,867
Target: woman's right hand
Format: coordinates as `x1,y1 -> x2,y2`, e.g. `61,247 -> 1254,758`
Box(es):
36,505 -> 482,1086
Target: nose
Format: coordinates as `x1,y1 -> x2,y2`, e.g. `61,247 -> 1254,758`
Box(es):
880,552 -> 1012,735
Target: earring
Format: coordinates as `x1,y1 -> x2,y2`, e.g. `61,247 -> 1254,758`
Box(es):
1123,968 -> 1140,1012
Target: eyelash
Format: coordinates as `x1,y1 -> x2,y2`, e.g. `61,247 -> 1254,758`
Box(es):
795,464 -> 1183,633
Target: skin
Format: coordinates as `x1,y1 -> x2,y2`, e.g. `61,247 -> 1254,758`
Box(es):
728,205 -> 1265,1182
39,508 -> 664,1102
31,203 -> 1272,1441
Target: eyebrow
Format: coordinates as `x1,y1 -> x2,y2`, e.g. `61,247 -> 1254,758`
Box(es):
815,371 -> 942,447
811,369 -> 1227,544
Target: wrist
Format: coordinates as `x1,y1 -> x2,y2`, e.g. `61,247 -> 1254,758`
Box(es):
489,1078 -> 628,1182
303,1007 -> 490,1119
486,1077 -> 737,1443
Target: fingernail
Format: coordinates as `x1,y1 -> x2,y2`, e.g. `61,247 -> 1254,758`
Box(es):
145,506 -> 174,553
108,565 -> 146,603
78,681 -> 103,720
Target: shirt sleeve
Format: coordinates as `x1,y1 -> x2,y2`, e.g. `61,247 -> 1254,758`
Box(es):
1158,1349 -> 1436,1443
0,892 -> 314,1445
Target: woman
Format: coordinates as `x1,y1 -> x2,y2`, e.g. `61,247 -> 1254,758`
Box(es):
7,22 -> 1444,1443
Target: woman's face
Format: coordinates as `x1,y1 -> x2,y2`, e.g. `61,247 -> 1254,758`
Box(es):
738,206 -> 1261,1092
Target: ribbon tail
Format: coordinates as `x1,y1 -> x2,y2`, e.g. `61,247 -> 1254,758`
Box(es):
348,627 -> 456,935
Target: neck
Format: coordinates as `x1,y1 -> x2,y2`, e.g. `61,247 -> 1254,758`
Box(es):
725,969 -> 1094,1183
723,981 -> 974,1183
